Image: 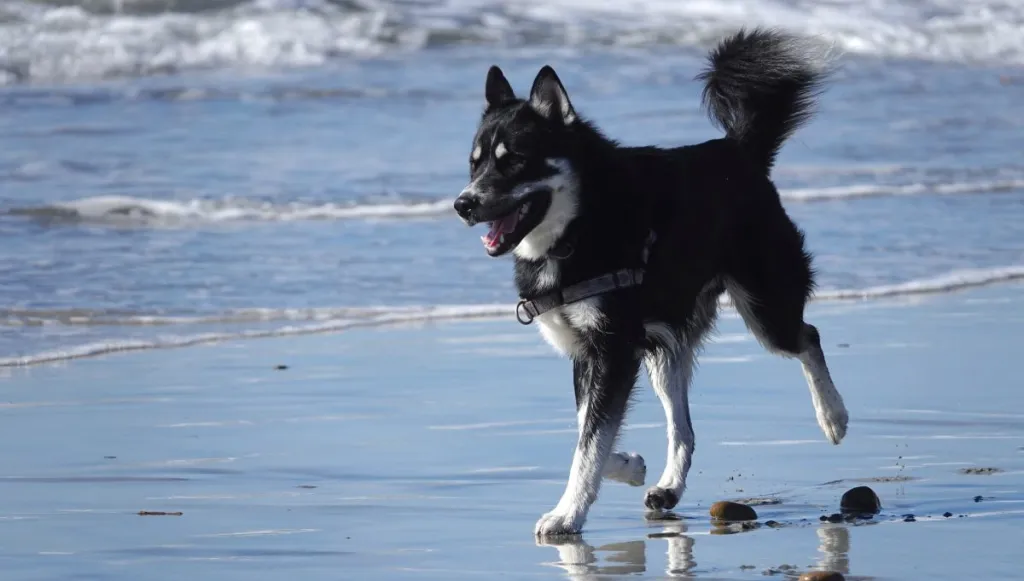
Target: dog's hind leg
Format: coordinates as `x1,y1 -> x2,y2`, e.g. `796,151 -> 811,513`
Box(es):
534,340 -> 641,537
724,234 -> 848,444
793,322 -> 847,444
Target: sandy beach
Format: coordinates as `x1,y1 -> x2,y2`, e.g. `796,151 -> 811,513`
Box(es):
2,283 -> 1022,580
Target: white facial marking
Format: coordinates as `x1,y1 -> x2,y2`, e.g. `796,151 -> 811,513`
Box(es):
471,145 -> 482,162
494,142 -> 507,159
512,158 -> 579,261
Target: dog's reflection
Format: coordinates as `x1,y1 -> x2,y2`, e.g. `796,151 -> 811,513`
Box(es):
537,518 -> 695,579
537,519 -> 858,579
816,525 -> 850,574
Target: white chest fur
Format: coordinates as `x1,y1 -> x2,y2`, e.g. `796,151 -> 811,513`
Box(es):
536,298 -> 604,359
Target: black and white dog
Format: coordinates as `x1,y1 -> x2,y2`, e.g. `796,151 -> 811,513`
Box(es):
453,28 -> 849,536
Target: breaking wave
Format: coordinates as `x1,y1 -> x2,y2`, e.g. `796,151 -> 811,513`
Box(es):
3,0 -> 1024,84
0,304 -> 512,367
3,266 -> 1022,367
781,179 -> 1024,202
4,195 -> 454,225
6,174 -> 1023,227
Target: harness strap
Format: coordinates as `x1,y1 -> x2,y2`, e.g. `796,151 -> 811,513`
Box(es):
515,230 -> 657,325
516,268 -> 644,324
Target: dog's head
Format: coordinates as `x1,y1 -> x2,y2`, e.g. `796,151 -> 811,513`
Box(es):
453,65 -> 580,259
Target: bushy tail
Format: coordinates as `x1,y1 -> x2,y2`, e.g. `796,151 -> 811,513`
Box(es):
696,28 -> 833,173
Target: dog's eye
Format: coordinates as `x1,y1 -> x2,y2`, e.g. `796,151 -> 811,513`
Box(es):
495,151 -> 523,173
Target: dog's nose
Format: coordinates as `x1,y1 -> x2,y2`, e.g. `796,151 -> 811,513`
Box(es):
454,194 -> 479,220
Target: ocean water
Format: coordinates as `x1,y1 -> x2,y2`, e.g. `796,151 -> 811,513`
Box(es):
2,0 -> 1024,366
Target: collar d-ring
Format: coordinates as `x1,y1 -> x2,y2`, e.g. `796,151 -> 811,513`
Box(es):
515,300 -> 535,325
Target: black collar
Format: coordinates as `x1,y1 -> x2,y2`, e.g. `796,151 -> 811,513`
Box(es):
515,230 -> 656,325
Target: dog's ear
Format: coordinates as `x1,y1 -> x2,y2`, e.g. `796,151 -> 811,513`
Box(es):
528,65 -> 576,125
485,65 -> 515,109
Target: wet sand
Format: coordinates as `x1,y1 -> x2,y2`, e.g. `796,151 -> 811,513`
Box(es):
1,283 -> 1023,580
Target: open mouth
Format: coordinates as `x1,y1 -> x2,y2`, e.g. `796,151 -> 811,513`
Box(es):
480,191 -> 551,257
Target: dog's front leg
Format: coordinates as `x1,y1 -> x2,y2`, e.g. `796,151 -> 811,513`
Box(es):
535,341 -> 641,537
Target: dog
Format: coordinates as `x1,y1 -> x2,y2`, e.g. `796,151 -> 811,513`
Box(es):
452,28 -> 849,537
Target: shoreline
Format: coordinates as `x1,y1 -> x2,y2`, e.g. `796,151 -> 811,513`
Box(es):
3,273 -> 1022,370
0,281 -> 1022,579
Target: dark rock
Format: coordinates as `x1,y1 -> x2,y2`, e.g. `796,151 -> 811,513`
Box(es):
709,501 -> 757,522
958,467 -> 1002,475
274,364 -> 289,370
974,495 -> 984,502
943,512 -> 953,518
826,513 -> 843,523
902,514 -> 916,522
840,486 -> 881,514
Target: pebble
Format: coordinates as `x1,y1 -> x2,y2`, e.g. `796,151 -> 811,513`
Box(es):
275,364 -> 289,370
709,501 -> 757,522
840,485 -> 881,514
959,467 -> 1002,475
943,512 -> 953,518
798,572 -> 846,581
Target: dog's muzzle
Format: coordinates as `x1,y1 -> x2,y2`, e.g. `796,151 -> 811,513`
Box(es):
454,191 -> 480,225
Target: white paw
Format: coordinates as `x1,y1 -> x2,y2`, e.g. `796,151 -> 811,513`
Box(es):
817,405 -> 849,445
603,452 -> 646,486
534,510 -> 584,537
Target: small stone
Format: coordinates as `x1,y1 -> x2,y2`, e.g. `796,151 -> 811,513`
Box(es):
943,512 -> 953,518
837,343 -> 850,348
826,513 -> 843,523
903,514 -> 916,522
958,467 -> 1002,475
974,495 -> 984,503
274,364 -> 289,370
709,501 -> 757,522
840,486 -> 881,514
799,572 -> 846,581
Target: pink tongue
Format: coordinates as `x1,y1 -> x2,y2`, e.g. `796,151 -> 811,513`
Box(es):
483,211 -> 520,246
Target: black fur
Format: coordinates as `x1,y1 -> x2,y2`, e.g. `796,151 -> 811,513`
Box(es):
454,28 -> 845,536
